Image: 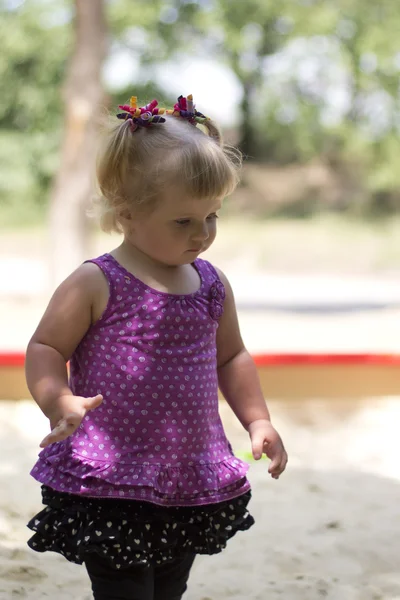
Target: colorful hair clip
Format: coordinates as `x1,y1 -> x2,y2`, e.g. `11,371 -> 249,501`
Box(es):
173,95 -> 209,125
117,96 -> 167,128
116,95 -> 209,131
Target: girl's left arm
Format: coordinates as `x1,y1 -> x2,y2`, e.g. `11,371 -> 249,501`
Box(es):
216,268 -> 288,478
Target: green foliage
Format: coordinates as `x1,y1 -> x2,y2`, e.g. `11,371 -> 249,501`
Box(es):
108,82 -> 176,113
0,0 -> 69,223
0,0 -> 70,130
3,0 -> 400,226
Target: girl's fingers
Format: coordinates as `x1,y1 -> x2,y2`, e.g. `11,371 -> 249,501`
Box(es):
39,415 -> 80,448
251,432 -> 266,460
266,441 -> 287,472
83,394 -> 103,411
40,396 -> 102,448
268,455 -> 282,475
268,451 -> 288,478
40,428 -> 66,448
250,438 -> 286,478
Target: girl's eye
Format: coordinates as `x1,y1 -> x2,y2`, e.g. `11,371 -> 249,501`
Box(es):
175,214 -> 218,226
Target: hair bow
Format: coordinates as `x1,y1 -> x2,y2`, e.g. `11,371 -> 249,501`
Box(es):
116,95 -> 209,131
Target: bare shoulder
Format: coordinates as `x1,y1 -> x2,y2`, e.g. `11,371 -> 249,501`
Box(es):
213,264 -> 225,279
213,266 -> 238,309
63,261 -> 109,323
29,261 -> 109,361
67,261 -> 108,290
44,262 -> 104,306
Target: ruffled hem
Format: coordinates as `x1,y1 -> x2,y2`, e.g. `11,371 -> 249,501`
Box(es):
27,486 -> 255,569
30,448 -> 250,506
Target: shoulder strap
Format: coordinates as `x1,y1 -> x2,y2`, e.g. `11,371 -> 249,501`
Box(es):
84,254 -> 115,286
83,254 -> 118,316
195,258 -> 220,284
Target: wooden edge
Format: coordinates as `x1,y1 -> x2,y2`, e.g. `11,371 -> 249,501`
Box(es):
1,352 -> 400,400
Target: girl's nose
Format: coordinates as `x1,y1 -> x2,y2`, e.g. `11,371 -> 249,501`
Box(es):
192,222 -> 210,241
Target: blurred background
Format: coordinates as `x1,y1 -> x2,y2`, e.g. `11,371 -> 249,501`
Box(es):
2,0 -> 400,354
1,1 -> 400,599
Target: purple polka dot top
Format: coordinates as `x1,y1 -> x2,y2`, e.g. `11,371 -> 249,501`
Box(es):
31,254 -> 250,506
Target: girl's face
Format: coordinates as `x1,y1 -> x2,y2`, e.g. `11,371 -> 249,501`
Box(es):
125,187 -> 222,266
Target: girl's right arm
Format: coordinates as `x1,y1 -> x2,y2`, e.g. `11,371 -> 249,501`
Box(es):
25,262 -> 108,445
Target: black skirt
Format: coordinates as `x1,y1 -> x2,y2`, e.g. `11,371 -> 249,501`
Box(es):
27,485 -> 254,570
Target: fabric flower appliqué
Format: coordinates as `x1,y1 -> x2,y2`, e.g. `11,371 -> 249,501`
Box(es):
209,280 -> 225,320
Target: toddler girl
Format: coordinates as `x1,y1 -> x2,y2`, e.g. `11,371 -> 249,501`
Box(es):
26,94 -> 287,600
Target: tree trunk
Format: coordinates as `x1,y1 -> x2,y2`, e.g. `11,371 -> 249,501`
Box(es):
239,78 -> 255,160
49,0 -> 108,287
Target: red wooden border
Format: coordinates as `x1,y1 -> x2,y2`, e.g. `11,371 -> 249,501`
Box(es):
0,353 -> 25,367
252,353 -> 400,366
1,352 -> 400,368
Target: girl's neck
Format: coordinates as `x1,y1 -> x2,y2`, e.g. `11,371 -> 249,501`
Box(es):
116,239 -> 176,272
109,240 -> 201,296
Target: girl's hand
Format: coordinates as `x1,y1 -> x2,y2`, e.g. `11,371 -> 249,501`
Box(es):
40,394 -> 103,448
248,419 -> 288,479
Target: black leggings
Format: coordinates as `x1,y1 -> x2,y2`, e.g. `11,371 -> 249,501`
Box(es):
84,552 -> 196,600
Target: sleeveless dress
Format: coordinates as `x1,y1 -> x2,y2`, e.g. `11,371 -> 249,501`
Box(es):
27,254 -> 254,568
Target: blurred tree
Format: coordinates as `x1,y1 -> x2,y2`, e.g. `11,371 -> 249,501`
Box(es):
0,0 -> 70,224
203,0 -> 297,158
48,0 -> 108,284
296,0 -> 400,211
107,0 -> 294,157
333,1 -> 400,211
108,0 -> 291,157
2,0 -> 400,225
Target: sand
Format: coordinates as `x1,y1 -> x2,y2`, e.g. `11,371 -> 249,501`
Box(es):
1,396 -> 400,600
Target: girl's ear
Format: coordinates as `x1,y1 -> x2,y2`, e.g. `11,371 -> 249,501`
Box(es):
118,208 -> 133,222
117,208 -> 134,234
120,208 -> 132,219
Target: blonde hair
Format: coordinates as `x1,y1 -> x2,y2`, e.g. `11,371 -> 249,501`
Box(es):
94,110 -> 242,233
